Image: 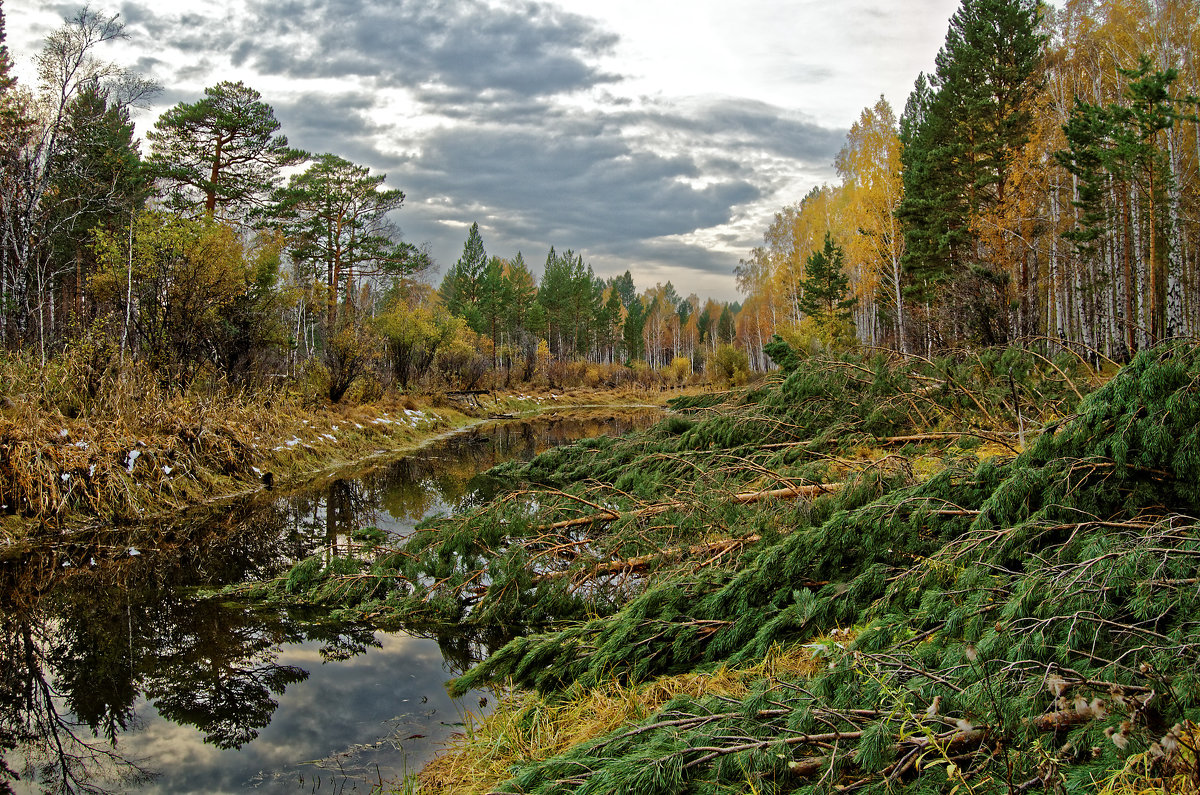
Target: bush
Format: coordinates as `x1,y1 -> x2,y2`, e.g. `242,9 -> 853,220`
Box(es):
663,356 -> 692,384
775,315 -> 858,358
706,344 -> 749,386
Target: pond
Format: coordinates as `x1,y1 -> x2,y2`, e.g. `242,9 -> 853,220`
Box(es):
0,409 -> 659,794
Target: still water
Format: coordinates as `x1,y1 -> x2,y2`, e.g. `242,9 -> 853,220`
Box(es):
0,410 -> 658,794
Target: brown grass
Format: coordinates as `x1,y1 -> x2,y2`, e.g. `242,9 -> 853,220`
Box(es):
0,354 -> 480,538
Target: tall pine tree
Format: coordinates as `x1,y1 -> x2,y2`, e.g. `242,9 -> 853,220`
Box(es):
896,0 -> 1044,346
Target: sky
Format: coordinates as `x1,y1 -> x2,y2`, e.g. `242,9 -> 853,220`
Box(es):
7,0 -> 963,301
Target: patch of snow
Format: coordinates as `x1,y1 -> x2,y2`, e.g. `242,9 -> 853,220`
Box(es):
125,450 -> 140,473
59,429 -> 69,437
60,473 -> 70,482
162,466 -> 173,475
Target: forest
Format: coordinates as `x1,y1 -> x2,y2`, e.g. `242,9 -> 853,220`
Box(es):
0,1 -> 746,401
2,1 -> 1197,402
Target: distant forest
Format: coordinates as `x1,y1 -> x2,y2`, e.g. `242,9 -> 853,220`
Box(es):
1,0 -> 1198,399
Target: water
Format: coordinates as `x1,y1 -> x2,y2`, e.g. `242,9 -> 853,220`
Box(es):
0,410 -> 658,793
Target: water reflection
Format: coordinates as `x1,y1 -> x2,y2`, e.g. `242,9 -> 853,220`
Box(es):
0,410 -> 657,792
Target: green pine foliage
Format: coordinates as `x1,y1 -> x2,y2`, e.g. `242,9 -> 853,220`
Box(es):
236,344 -> 1200,792
443,343 -> 1200,793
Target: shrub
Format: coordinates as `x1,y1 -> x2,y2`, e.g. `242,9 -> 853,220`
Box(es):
706,344 -> 749,386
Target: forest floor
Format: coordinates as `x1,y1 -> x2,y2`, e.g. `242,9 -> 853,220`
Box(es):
0,378 -> 684,548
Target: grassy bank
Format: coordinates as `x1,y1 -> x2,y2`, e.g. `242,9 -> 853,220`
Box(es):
0,354 -> 680,544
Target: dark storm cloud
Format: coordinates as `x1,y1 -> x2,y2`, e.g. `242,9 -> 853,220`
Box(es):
627,98 -> 847,163
273,91 -> 383,143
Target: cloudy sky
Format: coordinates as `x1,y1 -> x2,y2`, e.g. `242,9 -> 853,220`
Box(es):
8,0 -> 961,300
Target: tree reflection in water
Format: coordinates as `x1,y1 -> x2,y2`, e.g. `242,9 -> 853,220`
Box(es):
0,499 -> 377,791
0,410 -> 658,792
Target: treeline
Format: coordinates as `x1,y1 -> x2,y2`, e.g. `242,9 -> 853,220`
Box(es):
0,5 -> 751,402
737,0 -> 1200,364
437,223 -> 747,387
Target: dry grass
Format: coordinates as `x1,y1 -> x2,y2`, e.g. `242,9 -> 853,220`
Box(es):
0,353 -> 478,538
0,349 -> 678,540
416,637 -> 848,795
1091,722 -> 1200,795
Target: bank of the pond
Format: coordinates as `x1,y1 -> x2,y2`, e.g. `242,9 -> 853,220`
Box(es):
0,385 -> 684,547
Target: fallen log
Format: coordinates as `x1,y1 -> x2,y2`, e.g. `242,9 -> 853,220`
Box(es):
540,535 -> 779,581
537,482 -> 842,533
762,431 -> 1020,450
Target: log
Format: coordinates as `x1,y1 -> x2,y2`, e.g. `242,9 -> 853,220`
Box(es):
538,482 -> 841,532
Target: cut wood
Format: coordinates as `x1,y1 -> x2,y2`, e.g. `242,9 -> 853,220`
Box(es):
537,482 -> 841,532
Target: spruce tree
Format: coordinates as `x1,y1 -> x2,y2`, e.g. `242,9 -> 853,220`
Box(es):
440,222 -> 487,332
502,251 -> 537,338
47,85 -> 149,325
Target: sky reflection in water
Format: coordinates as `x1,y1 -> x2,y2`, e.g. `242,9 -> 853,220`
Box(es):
1,411 -> 658,793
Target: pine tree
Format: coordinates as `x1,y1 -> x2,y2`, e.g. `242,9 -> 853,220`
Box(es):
148,81 -> 303,219
268,153 -> 408,329
611,270 -> 636,308
798,232 -> 857,327
896,0 -> 1044,345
